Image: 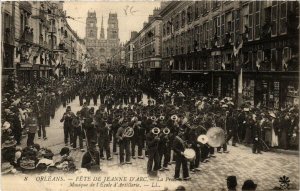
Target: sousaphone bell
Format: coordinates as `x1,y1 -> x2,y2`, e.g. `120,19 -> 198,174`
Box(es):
197,127 -> 225,147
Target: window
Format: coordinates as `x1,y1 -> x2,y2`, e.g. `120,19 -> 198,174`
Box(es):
187,6 -> 193,23
221,14 -> 225,44
194,25 -> 199,50
4,13 -> 11,30
279,1 -> 287,34
235,9 -> 240,40
248,2 -> 253,40
242,5 -> 249,33
163,24 -> 166,36
271,1 -> 278,36
254,2 -> 260,39
195,2 -> 199,19
181,11 -> 186,27
212,0 -> 220,10
271,49 -> 277,71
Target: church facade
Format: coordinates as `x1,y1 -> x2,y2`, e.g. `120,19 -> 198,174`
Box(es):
85,11 -> 120,68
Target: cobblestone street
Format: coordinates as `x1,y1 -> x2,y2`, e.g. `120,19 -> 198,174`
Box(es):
20,97 -> 300,191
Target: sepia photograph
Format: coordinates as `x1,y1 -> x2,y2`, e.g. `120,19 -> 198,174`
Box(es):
1,1 -> 299,190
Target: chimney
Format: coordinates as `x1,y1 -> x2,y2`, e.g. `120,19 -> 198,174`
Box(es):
130,31 -> 138,40
153,7 -> 160,16
148,15 -> 153,22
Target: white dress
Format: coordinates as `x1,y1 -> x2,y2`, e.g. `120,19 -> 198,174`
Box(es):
271,120 -> 279,147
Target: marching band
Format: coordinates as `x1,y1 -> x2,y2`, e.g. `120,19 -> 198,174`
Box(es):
59,73 -> 233,180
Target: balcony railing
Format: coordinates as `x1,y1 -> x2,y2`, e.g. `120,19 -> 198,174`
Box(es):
19,2 -> 32,15
32,9 -> 46,22
20,26 -> 34,43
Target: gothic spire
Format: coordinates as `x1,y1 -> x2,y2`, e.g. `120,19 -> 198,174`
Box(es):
100,15 -> 105,39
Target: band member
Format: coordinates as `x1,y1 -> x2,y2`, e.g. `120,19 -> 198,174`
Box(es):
131,118 -> 145,159
72,111 -> 84,152
216,112 -> 228,153
112,114 -> 121,154
116,121 -> 132,165
187,125 -> 201,173
60,106 -> 75,146
83,108 -> 97,146
173,128 -> 190,180
96,115 -> 112,160
252,115 -> 262,154
158,126 -> 170,171
146,127 -> 161,176
226,110 -> 238,147
81,139 -> 101,171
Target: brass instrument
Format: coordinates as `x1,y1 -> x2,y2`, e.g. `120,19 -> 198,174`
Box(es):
151,127 -> 160,136
206,127 -> 225,147
159,115 -> 165,121
162,127 -> 170,135
122,126 -> 134,138
151,116 -> 157,121
171,114 -> 178,121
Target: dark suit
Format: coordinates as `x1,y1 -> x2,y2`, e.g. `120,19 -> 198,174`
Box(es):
173,136 -> 189,179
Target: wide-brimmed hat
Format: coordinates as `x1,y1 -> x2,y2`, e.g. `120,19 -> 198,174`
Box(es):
59,147 -> 71,156
269,112 -> 276,118
2,139 -> 17,149
242,180 -> 257,190
2,121 -> 11,130
1,162 -> 14,174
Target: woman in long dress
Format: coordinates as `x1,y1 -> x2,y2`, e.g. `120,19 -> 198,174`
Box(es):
270,114 -> 278,147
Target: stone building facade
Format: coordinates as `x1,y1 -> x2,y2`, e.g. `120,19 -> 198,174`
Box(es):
84,12 -> 120,70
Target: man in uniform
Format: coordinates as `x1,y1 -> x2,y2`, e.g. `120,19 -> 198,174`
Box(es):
60,106 -> 75,146
146,127 -> 160,176
116,121 -> 132,165
173,128 -> 190,180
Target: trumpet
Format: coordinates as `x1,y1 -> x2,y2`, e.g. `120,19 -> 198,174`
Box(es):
162,127 -> 170,135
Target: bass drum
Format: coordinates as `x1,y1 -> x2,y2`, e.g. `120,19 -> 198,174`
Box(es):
183,148 -> 195,161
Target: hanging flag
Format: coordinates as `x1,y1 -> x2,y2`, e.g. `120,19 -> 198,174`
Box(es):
233,39 -> 243,57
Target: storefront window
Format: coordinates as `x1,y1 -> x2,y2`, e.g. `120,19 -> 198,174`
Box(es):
243,79 -> 255,105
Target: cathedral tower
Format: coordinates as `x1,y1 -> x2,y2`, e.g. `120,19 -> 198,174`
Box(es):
107,13 -> 119,40
85,11 -> 98,39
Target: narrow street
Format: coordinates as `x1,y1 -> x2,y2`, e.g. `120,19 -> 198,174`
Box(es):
19,96 -> 299,191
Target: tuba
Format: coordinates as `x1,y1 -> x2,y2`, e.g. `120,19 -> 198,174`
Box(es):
122,126 -> 134,138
